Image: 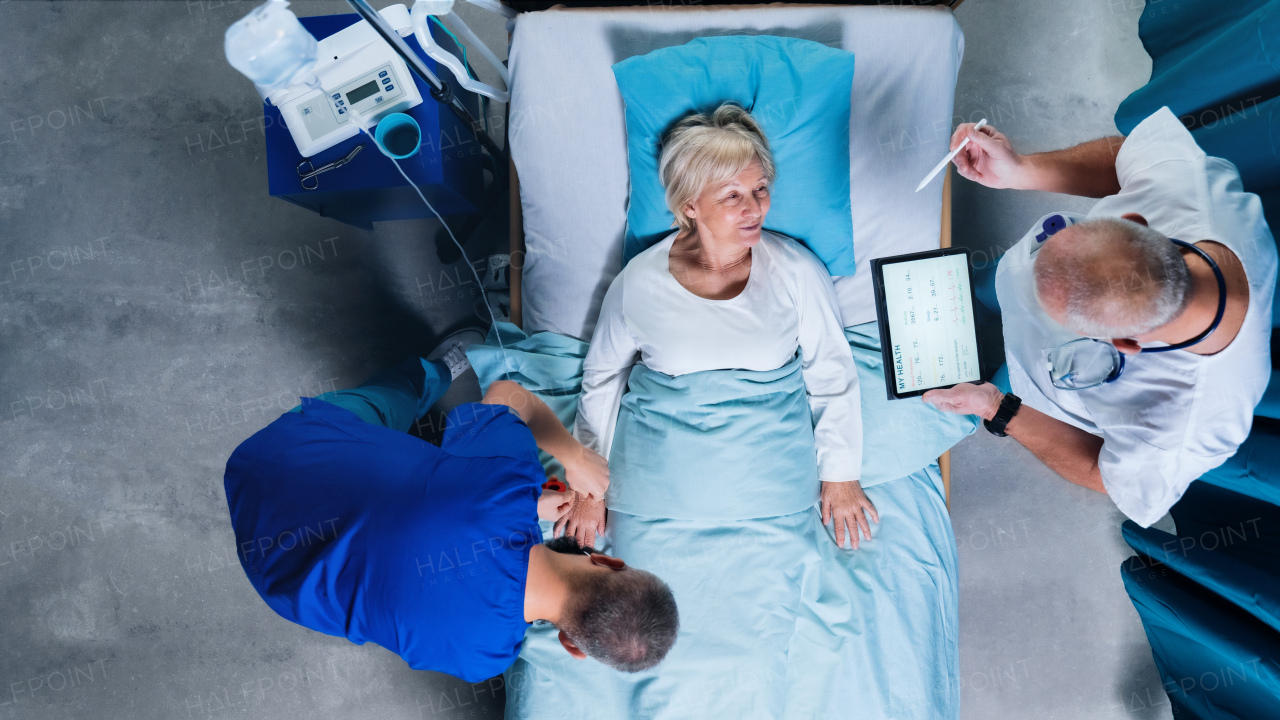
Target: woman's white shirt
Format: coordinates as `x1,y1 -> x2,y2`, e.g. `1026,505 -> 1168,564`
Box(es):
575,230 -> 864,483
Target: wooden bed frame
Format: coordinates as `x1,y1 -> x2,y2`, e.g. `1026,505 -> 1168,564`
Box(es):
938,166 -> 953,508
503,4 -> 959,509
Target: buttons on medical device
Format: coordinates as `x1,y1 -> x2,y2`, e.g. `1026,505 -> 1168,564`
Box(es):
379,70 -> 388,78
384,85 -> 394,91
331,93 -> 340,100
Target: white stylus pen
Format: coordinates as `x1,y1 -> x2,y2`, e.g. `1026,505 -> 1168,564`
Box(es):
915,118 -> 988,192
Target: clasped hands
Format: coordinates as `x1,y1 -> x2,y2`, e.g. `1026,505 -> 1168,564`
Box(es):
537,444 -> 609,548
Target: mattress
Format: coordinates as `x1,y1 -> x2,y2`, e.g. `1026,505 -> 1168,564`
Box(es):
508,3 -> 965,339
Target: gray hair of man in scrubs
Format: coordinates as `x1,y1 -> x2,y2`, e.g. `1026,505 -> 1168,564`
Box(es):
1033,216 -> 1192,345
534,535 -> 680,672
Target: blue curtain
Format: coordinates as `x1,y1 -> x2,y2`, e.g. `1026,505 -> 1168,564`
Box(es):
1115,0 -> 1280,138
1119,423 -> 1280,718
1116,3 -> 1280,717
1116,0 -> 1280,331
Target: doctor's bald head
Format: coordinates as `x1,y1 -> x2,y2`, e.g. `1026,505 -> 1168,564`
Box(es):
1033,217 -> 1191,339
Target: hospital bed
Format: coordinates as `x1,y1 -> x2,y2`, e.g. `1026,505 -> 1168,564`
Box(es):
492,2 -> 968,717
505,1 -> 963,501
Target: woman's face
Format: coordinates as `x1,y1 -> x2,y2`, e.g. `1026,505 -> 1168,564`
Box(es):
684,160 -> 771,249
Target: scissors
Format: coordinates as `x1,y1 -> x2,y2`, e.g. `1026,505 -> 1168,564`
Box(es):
297,143 -> 364,191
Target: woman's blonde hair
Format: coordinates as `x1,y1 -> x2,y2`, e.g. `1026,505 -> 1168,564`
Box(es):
658,103 -> 776,234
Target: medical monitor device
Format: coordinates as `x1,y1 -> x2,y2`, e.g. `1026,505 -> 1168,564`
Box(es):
267,9 -> 423,157
871,248 -> 984,400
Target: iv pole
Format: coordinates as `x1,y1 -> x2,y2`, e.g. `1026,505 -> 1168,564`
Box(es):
342,0 -> 508,186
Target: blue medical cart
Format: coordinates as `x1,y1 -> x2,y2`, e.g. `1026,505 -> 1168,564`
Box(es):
264,13 -> 486,229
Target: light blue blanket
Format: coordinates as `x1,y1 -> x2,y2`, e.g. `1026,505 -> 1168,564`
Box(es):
468,322 -> 977,488
466,322 -> 973,719
609,355 -> 820,520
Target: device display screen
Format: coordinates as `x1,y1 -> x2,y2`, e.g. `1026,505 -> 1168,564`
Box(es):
346,80 -> 380,105
880,253 -> 981,394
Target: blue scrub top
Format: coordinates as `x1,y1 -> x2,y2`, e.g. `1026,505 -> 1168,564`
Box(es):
224,398 -> 545,683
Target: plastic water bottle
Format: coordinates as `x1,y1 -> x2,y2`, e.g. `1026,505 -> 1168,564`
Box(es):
224,0 -> 319,93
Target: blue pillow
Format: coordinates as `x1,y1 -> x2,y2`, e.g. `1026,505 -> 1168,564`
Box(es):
612,36 -> 856,275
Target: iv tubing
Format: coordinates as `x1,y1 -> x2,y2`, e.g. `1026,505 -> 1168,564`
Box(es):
349,106 -> 511,380
344,0 -> 507,186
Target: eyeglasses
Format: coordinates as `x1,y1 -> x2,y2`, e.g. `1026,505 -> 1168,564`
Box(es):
1047,338 -> 1125,390
1046,238 -> 1225,391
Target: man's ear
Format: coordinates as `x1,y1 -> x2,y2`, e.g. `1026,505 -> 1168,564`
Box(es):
1111,338 -> 1143,355
589,553 -> 626,570
558,630 -> 587,660
1121,213 -> 1149,227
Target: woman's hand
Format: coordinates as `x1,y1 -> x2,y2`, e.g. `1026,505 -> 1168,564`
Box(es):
555,493 -> 607,549
537,479 -> 573,522
564,445 -> 610,500
821,481 -> 879,549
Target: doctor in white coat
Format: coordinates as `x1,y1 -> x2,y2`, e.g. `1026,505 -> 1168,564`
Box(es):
925,107 -> 1277,527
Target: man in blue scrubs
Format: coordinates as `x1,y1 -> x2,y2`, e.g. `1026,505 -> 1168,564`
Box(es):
223,345 -> 679,682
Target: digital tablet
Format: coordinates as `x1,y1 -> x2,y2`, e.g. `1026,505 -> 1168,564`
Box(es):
871,248 -> 984,400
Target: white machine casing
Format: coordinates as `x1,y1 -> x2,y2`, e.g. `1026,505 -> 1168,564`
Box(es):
267,5 -> 423,158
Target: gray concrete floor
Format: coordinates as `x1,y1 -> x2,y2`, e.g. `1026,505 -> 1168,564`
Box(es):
0,1 -> 1170,719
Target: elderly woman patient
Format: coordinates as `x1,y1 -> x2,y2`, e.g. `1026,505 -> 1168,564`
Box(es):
562,102 -> 876,548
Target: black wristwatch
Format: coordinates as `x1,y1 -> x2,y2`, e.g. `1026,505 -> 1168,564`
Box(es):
984,393 -> 1021,437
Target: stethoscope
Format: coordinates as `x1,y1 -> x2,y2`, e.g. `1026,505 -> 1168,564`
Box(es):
1046,238 -> 1227,391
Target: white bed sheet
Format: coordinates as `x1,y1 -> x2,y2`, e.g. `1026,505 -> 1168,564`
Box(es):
509,3 -> 965,339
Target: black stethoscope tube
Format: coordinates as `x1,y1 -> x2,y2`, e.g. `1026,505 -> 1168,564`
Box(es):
1142,239 -> 1228,354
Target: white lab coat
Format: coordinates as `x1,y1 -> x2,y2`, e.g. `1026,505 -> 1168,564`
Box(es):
995,107 -> 1277,527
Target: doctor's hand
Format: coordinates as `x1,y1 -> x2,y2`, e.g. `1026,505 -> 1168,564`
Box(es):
555,493 -> 607,550
950,123 -> 1027,190
821,481 -> 879,550
564,446 -> 610,500
922,382 -> 1003,421
538,480 -> 573,523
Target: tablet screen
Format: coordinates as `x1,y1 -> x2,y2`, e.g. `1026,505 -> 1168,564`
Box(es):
879,253 -> 981,395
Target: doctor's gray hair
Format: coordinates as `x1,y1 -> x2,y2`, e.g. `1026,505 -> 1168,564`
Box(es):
659,102 -> 776,234
559,563 -> 679,673
1033,217 -> 1191,338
